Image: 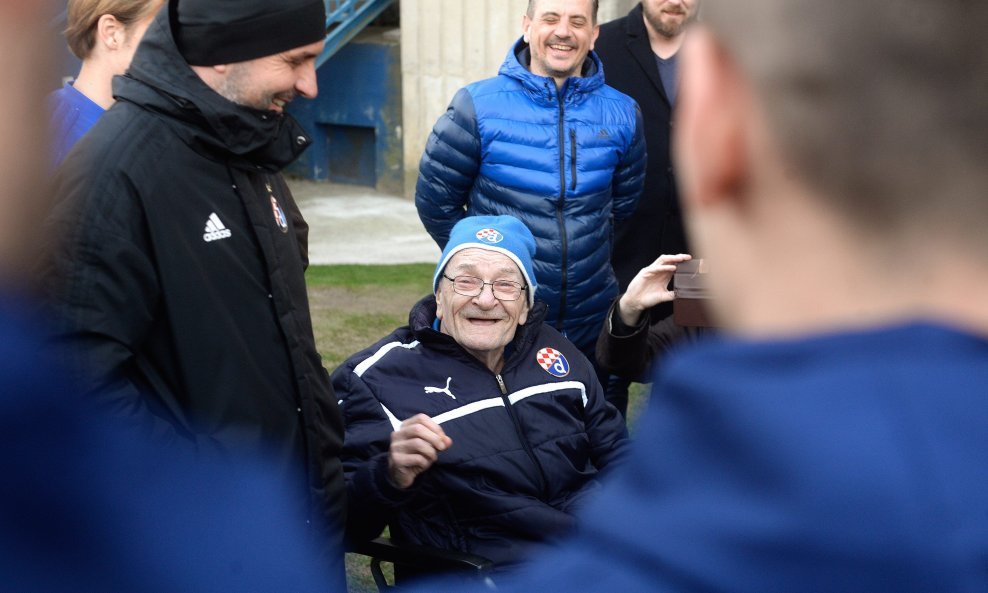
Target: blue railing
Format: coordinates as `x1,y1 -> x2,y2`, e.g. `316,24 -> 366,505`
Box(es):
320,0 -> 397,67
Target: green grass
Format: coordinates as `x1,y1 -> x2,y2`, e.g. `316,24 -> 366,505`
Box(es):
306,263 -> 650,591
306,263 -> 435,289
627,382 -> 650,431
306,264 -> 434,370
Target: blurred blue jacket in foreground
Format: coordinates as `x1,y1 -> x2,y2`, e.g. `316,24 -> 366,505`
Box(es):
413,322 -> 988,592
0,297 -> 336,593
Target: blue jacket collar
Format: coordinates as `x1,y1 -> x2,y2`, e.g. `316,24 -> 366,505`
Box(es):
499,37 -> 605,105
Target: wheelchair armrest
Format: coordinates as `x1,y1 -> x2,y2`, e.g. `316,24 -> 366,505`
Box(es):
351,536 -> 494,575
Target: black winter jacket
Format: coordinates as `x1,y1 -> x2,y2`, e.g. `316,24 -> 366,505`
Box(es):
595,298 -> 708,383
42,7 -> 345,575
597,4 -> 690,291
333,296 -> 629,570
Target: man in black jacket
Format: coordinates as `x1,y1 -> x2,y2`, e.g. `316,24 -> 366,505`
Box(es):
42,0 -> 345,586
595,0 -> 699,414
595,253 -> 703,382
334,215 -> 628,575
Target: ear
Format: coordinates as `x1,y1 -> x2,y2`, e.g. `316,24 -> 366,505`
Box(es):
435,290 -> 444,320
589,24 -> 600,50
674,27 -> 751,212
189,63 -> 230,92
518,302 -> 529,326
96,14 -> 124,50
522,15 -> 532,43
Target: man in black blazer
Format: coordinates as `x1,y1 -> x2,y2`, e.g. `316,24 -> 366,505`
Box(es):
595,1 -> 699,415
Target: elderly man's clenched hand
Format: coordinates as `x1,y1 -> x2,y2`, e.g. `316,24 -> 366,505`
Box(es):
387,414 -> 453,489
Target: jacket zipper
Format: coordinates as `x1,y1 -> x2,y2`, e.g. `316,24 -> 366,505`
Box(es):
569,128 -> 577,191
555,89 -> 569,334
496,373 -> 549,497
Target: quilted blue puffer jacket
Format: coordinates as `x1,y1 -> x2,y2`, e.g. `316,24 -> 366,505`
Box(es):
415,39 -> 646,353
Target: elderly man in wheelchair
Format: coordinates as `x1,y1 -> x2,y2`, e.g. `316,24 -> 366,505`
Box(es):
333,215 -> 629,587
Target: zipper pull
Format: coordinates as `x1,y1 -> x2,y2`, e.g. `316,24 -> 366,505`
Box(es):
495,374 -> 508,395
569,128 -> 577,191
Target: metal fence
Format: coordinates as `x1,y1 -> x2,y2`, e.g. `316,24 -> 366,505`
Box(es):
321,0 -> 397,66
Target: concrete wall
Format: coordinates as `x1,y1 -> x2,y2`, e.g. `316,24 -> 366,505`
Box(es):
399,0 -> 637,197
288,28 -> 404,194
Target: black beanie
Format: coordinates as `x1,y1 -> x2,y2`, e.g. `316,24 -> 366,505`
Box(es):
173,0 -> 326,66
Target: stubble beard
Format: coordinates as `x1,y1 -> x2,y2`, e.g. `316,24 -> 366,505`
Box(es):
644,4 -> 697,39
532,41 -> 584,81
215,64 -> 270,111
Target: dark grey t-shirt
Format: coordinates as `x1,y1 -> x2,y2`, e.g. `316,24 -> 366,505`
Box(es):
655,53 -> 679,106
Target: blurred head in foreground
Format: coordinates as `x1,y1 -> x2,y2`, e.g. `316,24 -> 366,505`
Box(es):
676,0 -> 988,335
2,1 -> 58,286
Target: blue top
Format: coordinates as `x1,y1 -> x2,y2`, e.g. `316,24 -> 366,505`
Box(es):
0,295 -> 337,592
420,321 -> 988,592
49,81 -> 105,168
655,52 -> 679,106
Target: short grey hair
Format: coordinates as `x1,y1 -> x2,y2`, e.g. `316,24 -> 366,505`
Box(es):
705,0 -> 988,248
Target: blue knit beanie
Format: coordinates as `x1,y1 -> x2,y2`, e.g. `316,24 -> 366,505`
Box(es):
433,215 -> 538,307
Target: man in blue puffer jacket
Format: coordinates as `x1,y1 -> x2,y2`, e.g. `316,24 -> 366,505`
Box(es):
415,0 -> 646,369
334,215 -> 629,575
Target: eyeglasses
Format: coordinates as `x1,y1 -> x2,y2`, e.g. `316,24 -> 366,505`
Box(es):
442,274 -> 527,301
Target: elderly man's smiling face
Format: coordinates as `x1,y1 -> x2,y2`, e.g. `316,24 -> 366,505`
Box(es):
436,248 -> 530,372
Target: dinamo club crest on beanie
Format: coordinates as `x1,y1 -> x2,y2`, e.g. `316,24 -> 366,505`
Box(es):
433,215 -> 538,308
173,0 -> 326,66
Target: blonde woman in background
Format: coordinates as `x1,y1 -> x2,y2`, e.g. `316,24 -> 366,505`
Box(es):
50,0 -> 164,166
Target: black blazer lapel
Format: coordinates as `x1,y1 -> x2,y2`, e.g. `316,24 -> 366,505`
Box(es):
623,4 -> 672,107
